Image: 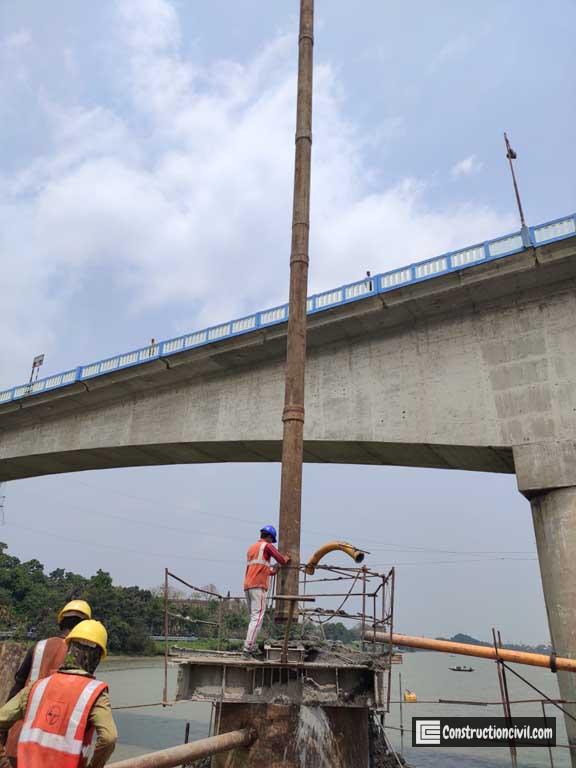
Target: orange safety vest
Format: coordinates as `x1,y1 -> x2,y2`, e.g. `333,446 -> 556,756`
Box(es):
6,637 -> 68,759
244,541 -> 273,591
17,672 -> 107,768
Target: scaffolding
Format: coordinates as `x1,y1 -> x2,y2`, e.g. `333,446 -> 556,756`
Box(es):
162,563 -> 396,712
368,626 -> 576,766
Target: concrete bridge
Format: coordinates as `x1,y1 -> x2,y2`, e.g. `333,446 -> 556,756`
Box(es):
2,212 -> 576,752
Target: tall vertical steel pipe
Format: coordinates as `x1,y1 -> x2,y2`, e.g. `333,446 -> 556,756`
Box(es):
276,0 -> 315,619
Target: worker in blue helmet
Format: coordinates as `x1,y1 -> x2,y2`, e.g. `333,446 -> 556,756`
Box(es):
242,526 -> 291,657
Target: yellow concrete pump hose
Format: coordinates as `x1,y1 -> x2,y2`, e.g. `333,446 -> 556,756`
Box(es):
305,541 -> 366,575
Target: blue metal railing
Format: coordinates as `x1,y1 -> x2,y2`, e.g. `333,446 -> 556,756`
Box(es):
1,212 -> 575,406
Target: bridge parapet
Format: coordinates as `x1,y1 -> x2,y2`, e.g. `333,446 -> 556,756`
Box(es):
1,213 -> 574,408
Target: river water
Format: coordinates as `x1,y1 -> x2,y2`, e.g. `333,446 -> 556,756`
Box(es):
100,652 -> 568,766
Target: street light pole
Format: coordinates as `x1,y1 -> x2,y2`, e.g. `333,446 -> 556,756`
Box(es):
276,0 -> 315,619
504,132 -> 526,228
504,132 -> 531,246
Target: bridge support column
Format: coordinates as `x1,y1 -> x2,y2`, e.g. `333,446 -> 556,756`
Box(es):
530,487 -> 576,764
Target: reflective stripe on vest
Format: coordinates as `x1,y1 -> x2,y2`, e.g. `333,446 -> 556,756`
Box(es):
29,640 -> 48,683
247,542 -> 267,566
6,637 -> 69,759
19,675 -> 106,760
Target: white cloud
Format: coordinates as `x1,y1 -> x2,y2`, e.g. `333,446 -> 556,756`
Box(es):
1,29 -> 32,54
429,34 -> 474,73
0,29 -> 33,93
451,155 -> 484,179
0,0 -> 512,389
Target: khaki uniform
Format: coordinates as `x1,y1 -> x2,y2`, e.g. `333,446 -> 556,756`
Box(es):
0,666 -> 117,768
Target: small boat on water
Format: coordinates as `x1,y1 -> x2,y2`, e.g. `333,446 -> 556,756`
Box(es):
449,665 -> 474,672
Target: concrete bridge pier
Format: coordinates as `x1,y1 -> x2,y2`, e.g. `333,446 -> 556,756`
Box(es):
517,445 -> 576,764
529,487 -> 576,762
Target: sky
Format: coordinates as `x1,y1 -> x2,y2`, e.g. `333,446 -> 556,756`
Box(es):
0,0 -> 574,644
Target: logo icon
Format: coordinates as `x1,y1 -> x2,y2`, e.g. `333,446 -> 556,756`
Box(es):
45,704 -> 62,727
415,719 -> 441,745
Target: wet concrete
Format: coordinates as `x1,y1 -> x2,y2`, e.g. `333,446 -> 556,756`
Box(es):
212,703 -> 369,768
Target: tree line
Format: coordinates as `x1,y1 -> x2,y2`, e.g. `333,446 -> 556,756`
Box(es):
0,542 -> 163,654
0,542 -> 358,653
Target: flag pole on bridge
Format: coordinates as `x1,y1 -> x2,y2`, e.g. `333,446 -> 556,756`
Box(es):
275,0 -> 315,621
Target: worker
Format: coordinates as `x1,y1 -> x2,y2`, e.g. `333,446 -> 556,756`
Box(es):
2,600 -> 92,765
0,619 -> 117,768
243,525 -> 291,657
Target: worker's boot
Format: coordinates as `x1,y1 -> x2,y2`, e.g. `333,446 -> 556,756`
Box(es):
242,647 -> 262,659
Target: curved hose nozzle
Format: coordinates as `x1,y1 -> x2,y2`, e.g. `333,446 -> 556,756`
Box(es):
305,541 -> 366,575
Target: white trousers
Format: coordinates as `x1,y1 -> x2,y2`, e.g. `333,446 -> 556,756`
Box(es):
244,588 -> 267,651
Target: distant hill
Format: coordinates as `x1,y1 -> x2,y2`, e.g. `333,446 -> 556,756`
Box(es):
393,632 -> 552,654
440,633 -> 552,654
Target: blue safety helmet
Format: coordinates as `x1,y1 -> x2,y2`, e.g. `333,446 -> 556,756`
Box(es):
260,525 -> 277,543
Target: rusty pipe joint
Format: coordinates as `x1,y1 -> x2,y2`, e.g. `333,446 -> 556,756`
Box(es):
305,541 -> 366,575
282,404 -> 305,423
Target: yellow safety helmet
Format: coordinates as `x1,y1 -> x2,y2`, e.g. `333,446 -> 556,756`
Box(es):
65,620 -> 108,658
58,600 -> 92,625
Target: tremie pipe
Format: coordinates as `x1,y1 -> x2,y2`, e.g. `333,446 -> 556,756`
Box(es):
276,0 -> 315,620
305,542 -> 365,575
365,632 -> 576,673
107,729 -> 255,768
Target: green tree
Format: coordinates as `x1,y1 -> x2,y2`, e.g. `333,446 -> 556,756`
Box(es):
0,542 -> 163,655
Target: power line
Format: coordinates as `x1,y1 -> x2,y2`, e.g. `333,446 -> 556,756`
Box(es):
12,482 -> 536,557
5,522 -> 231,565
27,479 -> 263,529
3,522 -> 537,569
370,557 -> 537,567
70,479 -> 536,554
366,543 -> 536,556
84,504 -> 538,556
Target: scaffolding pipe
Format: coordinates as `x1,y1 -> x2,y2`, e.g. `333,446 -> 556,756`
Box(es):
107,729 -> 255,768
163,567 -> 168,706
305,541 -> 366,575
365,632 -> 576,672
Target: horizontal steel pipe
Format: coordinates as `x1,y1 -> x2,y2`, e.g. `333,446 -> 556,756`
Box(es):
365,632 -> 576,672
107,729 -> 254,768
